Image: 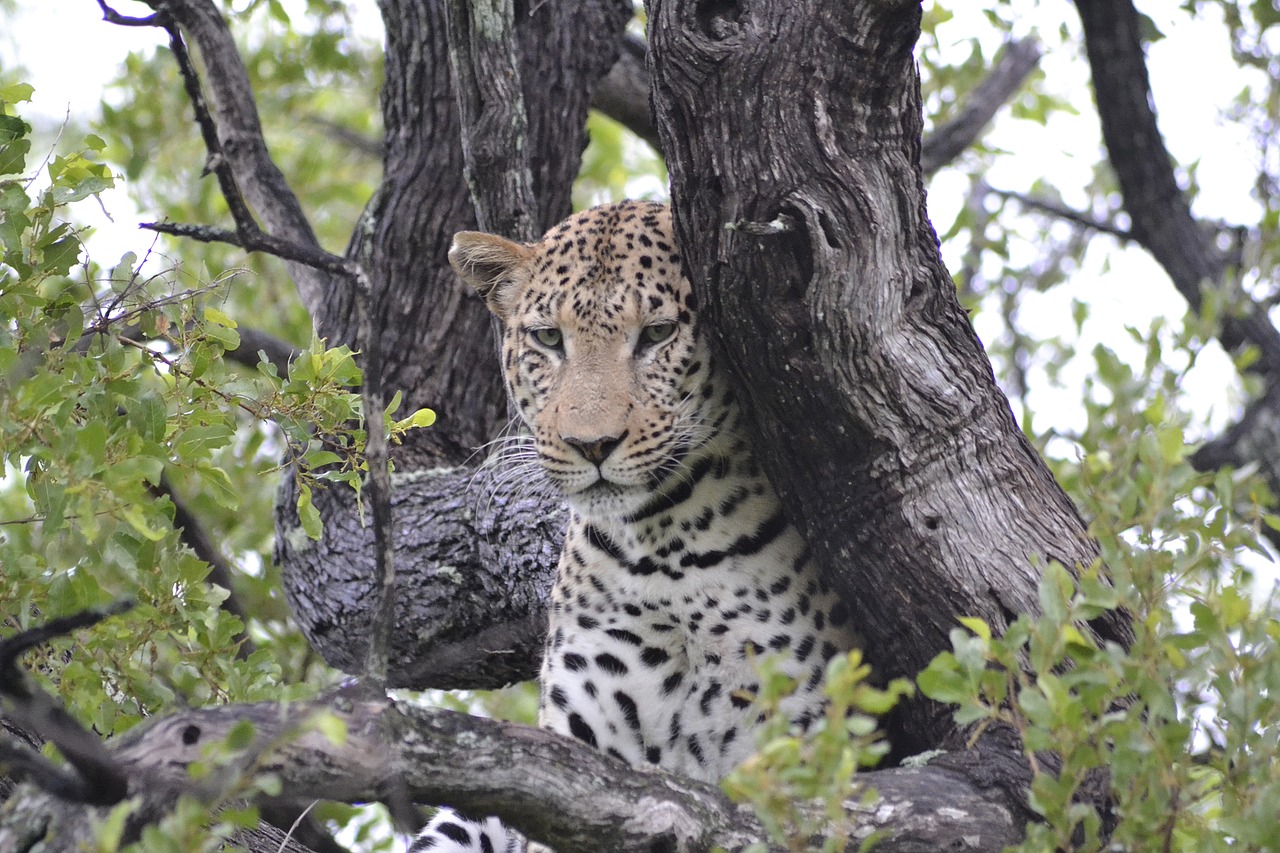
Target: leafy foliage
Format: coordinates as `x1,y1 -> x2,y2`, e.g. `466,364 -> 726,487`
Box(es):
723,653 -> 913,853
920,307 -> 1280,851
0,80 -> 407,849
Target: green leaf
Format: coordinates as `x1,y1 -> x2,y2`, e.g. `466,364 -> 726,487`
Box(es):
50,175 -> 113,205
130,392 -> 167,444
393,407 -> 437,432
956,616 -> 991,641
204,306 -> 238,328
0,83 -> 35,105
0,137 -> 29,175
297,483 -> 322,540
121,503 -> 168,542
223,719 -> 257,751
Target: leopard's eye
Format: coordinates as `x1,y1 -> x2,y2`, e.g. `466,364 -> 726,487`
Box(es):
532,327 -> 563,349
641,321 -> 678,347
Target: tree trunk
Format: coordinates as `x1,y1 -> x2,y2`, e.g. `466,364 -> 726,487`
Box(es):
276,0 -> 631,688
646,0 -> 1133,756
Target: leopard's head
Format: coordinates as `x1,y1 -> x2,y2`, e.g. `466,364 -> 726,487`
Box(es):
450,200 -> 713,518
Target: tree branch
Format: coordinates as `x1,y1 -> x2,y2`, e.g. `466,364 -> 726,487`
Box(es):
0,609 -> 1025,852
1076,0 -> 1280,377
921,38 -> 1043,175
127,0 -> 339,306
158,473 -> 256,660
591,33 -> 661,151
988,186 -> 1133,242
444,0 -> 540,240
0,602 -> 135,806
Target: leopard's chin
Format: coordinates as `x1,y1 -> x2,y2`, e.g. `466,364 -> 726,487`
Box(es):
566,479 -> 649,520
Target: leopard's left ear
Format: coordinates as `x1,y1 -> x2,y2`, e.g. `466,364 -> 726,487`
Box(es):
449,231 -> 533,322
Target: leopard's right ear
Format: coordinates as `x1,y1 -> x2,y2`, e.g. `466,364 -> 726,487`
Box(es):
449,231 -> 533,321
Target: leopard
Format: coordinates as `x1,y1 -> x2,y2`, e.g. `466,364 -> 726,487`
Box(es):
412,200 -> 860,852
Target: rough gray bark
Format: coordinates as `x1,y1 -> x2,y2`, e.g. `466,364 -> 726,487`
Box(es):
646,0 -> 1133,759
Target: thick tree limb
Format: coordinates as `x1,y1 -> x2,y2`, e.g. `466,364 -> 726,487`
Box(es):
591,34 -> 662,150
645,0 -> 1132,839
0,610 -> 1024,853
589,33 -> 1042,172
647,0 -> 1131,750
920,38 -> 1042,175
276,464 -> 561,688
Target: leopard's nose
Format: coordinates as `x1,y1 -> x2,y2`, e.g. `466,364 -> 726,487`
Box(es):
563,432 -> 627,466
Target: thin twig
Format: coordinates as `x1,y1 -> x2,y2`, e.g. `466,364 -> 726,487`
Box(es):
988,187 -> 1133,241
142,221 -> 360,280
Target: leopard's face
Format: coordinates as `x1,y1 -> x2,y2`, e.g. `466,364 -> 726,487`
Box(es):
451,201 -> 712,518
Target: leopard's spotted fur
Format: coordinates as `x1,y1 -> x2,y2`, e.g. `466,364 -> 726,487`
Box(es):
412,201 -> 859,852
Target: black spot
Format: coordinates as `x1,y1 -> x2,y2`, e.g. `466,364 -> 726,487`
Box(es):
699,681 -> 722,714
563,652 -> 588,671
680,509 -> 788,569
641,646 -> 671,667
830,600 -> 850,626
549,684 -> 569,710
615,691 -> 642,731
481,834 -> 494,853
795,635 -> 815,662
709,623 -> 729,636
182,725 -> 201,745
768,633 -> 791,651
626,454 -> 719,522
438,822 -> 471,845
584,680 -> 598,698
578,614 -> 600,630
687,735 -> 706,765
646,745 -> 662,764
606,628 -> 643,646
662,671 -> 684,695
569,713 -> 598,748
596,652 -> 629,676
